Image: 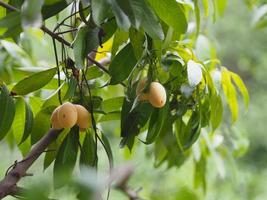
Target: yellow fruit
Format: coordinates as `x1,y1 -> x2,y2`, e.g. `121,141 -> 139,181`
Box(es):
50,107 -> 63,130
58,102 -> 78,128
75,104 -> 91,130
148,82 -> 167,108
136,78 -> 149,101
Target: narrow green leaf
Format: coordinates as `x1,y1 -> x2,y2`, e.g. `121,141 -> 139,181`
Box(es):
12,67 -> 57,95
0,86 -> 15,140
109,43 -> 137,84
12,97 -> 26,144
63,77 -> 77,100
19,137 -> 31,157
202,0 -> 209,17
146,0 -> 187,35
86,66 -> 103,80
54,126 -> 79,188
131,0 -> 164,40
210,94 -> 223,130
0,12 -> 20,29
107,0 -> 131,31
129,28 -> 145,59
230,72 -> 249,108
73,27 -> 99,69
91,0 -> 112,26
111,29 -> 129,57
102,96 -> 124,112
194,156 -> 206,192
43,129 -> 69,170
221,67 -> 238,123
146,106 -> 167,144
193,0 -> 200,35
101,132 -> 114,166
30,110 -> 50,144
80,131 -> 97,167
98,112 -> 121,122
20,101 -> 34,144
42,0 -> 69,19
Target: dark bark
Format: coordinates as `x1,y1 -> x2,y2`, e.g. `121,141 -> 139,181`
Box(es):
0,129 -> 62,199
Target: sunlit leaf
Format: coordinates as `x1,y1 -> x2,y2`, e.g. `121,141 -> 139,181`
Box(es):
12,67 -> 57,95
230,72 -> 249,108
221,67 -> 238,123
0,86 -> 15,140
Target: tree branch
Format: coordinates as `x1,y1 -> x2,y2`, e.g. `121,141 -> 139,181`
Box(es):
0,129 -> 62,199
0,1 -> 109,74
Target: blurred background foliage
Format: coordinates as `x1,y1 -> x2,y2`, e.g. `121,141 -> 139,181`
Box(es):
1,0 -> 267,199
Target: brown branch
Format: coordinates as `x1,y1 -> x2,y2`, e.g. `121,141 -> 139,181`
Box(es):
0,1 -> 109,74
0,129 -> 62,199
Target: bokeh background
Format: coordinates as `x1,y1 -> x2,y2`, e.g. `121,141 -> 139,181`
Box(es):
1,0 -> 267,199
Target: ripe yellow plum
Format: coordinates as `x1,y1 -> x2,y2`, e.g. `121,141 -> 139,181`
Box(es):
50,107 -> 63,130
58,102 -> 78,128
75,104 -> 91,130
148,82 -> 166,108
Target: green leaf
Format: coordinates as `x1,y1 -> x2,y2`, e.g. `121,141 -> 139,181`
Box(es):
0,40 -> 33,67
221,67 -> 238,123
111,29 -> 129,57
91,0 -> 112,26
101,132 -> 114,166
129,28 -> 145,60
12,67 -> 57,95
42,0 -> 69,19
174,117 -> 187,152
0,12 -> 20,29
107,0 -> 131,31
43,129 -> 69,170
102,96 -> 124,112
193,0 -> 200,35
63,77 -> 77,100
146,0 -> 187,35
30,109 -> 50,144
230,72 -> 249,108
98,112 -> 121,122
73,27 -> 99,69
146,106 -> 167,144
216,0 -> 227,16
202,0 -> 209,17
131,0 -> 164,40
54,126 -> 79,188
0,86 -> 15,140
109,43 -> 137,84
210,94 -> 223,130
20,101 -> 34,144
86,66 -> 103,80
12,97 -> 26,144
19,137 -> 31,157
21,0 -> 44,28
80,131 -> 97,167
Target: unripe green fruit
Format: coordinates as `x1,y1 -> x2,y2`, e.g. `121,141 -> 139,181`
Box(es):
136,78 -> 149,101
148,82 -> 166,108
50,107 -> 63,130
57,102 -> 78,128
75,104 -> 91,130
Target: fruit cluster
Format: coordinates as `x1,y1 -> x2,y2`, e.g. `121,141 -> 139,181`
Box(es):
136,78 -> 166,108
51,102 -> 91,131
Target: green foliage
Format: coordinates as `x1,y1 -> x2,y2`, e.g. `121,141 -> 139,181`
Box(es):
0,0 -> 252,199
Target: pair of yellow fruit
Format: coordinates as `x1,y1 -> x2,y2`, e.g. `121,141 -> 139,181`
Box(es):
136,79 -> 166,108
51,102 -> 91,131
